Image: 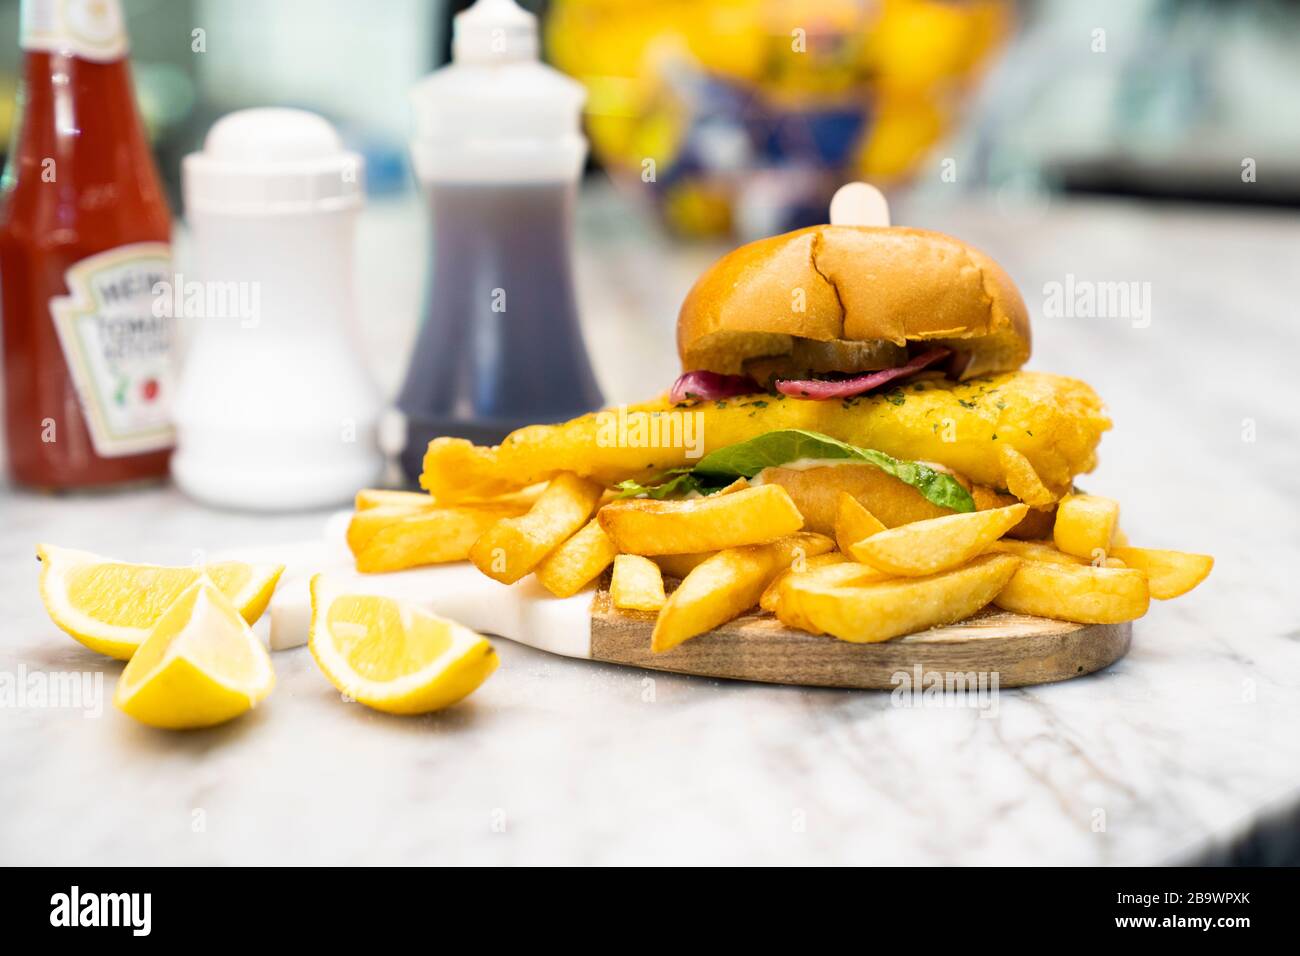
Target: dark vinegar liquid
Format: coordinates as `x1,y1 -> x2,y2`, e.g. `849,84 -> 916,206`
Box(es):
397,181 -> 603,482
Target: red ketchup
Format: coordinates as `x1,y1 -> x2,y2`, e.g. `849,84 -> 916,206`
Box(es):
0,0 -> 174,489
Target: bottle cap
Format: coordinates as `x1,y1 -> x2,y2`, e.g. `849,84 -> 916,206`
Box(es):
183,108 -> 365,216
408,0 -> 586,183
452,0 -> 538,64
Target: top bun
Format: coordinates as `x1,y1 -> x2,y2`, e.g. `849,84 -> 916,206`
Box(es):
677,225 -> 1031,380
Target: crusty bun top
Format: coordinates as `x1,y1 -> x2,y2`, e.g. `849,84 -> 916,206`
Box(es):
677,225 -> 1031,380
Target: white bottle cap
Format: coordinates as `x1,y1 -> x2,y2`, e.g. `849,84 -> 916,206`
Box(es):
452,0 -> 539,64
183,108 -> 364,216
409,0 -> 587,183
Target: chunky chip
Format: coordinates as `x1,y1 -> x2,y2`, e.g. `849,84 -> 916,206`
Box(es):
759,557 -> 883,627
535,518 -> 619,598
598,484 -> 804,556
651,533 -> 832,652
1109,546 -> 1212,600
833,492 -> 886,555
652,551 -> 715,579
778,553 -> 1021,643
354,488 -> 438,512
850,504 -> 1027,576
353,505 -> 523,574
1053,493 -> 1120,560
994,560 -> 1149,624
469,473 -> 604,584
610,555 -> 667,612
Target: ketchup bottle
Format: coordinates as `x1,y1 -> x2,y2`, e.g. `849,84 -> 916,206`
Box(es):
0,0 -> 174,489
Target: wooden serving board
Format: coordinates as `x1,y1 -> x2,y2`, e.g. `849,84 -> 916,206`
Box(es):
591,592 -> 1131,689
256,531 -> 1132,689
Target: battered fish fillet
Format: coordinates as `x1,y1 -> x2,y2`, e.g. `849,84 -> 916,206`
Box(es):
421,371 -> 1110,504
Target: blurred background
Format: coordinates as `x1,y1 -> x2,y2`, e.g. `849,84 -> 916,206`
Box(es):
2,0 -> 1299,399
4,0 -> 1299,227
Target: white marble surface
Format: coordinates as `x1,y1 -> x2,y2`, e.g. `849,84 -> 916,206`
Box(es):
2,189 -> 1299,865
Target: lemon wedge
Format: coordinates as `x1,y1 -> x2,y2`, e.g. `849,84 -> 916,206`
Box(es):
113,579 -> 276,729
308,576 -> 497,715
37,544 -> 284,660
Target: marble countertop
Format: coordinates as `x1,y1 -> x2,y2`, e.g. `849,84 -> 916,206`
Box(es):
2,189 -> 1298,865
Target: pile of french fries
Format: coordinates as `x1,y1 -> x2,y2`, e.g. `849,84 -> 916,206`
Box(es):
346,476 -> 1212,653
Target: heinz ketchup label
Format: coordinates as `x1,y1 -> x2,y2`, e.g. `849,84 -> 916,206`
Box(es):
49,244 -> 176,457
20,0 -> 129,62
2,0 -> 175,486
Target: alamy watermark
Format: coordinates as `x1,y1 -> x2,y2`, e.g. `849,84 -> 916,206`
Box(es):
0,665 -> 103,717
1043,274 -> 1151,328
152,273 -> 261,328
595,405 -> 705,459
50,886 -> 150,936
890,665 -> 1000,717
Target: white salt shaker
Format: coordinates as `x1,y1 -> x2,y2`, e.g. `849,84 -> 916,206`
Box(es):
172,108 -> 382,510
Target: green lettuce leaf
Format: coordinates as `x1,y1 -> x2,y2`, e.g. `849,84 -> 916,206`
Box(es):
613,471 -> 704,499
619,429 -> 975,512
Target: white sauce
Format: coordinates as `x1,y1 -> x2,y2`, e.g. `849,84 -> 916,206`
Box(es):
749,456 -> 956,482
748,458 -> 863,482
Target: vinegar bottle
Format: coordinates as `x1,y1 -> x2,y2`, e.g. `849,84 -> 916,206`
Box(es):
0,0 -> 175,489
399,0 -> 603,482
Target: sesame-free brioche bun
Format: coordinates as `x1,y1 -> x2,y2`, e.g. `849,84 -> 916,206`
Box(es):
677,225 -> 1031,380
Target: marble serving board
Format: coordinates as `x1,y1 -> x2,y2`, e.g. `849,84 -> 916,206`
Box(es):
226,515 -> 1129,689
